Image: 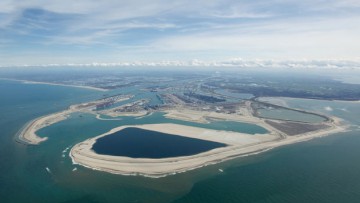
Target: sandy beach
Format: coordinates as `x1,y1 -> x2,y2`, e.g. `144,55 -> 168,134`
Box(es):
15,86 -> 347,176
164,108 -> 263,124
259,96 -> 360,105
100,110 -> 149,118
17,109 -> 73,144
70,114 -> 345,178
17,95 -> 133,145
0,78 -> 108,92
163,108 -> 281,137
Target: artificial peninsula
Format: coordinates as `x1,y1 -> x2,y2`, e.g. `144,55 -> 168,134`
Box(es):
17,91 -> 346,178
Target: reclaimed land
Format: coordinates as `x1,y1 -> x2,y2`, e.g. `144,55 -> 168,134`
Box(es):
70,111 -> 345,178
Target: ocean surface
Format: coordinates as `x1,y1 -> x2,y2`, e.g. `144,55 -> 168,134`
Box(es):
0,79 -> 359,203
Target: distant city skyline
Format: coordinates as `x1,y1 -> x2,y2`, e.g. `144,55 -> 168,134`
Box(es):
1,0 -> 359,65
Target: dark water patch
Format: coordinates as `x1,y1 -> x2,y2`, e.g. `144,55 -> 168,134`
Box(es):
92,127 -> 227,158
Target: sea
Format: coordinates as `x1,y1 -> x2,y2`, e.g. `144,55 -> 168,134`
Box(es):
0,79 -> 359,203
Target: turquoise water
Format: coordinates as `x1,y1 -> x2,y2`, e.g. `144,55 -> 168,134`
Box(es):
257,107 -> 326,123
0,80 -> 360,203
174,98 -> 360,203
174,131 -> 360,203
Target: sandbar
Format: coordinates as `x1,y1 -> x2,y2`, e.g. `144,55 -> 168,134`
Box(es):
70,117 -> 345,178
0,78 -> 108,92
17,110 -> 71,144
17,95 -> 133,145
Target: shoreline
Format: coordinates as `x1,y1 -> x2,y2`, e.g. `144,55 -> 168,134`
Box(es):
70,116 -> 345,178
14,87 -> 348,177
15,118 -> 48,145
163,107 -> 263,125
0,78 -> 108,92
17,95 -> 133,145
259,96 -> 360,104
17,110 -> 72,145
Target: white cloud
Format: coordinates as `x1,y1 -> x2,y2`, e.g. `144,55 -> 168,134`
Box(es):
1,59 -> 359,70
146,15 -> 360,60
0,0 -> 360,64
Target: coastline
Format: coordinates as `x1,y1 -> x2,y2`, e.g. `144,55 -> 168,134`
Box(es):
13,82 -> 348,177
17,110 -> 72,145
259,96 -> 360,104
95,114 -> 123,121
16,118 -> 48,145
16,94 -> 133,145
0,78 -> 108,92
70,115 -> 345,178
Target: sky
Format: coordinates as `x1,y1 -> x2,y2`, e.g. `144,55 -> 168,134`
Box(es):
0,0 -> 360,66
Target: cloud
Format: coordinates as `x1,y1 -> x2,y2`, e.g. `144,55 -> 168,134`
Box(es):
147,15 -> 360,59
0,1 -> 360,65
1,59 -> 359,70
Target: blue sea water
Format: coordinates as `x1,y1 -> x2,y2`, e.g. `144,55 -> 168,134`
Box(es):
0,79 -> 359,203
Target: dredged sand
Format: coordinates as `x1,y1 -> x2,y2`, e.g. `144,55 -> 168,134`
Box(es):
17,110 -> 71,144
16,91 -> 346,177
17,96 -> 132,145
0,78 -> 108,92
70,119 -> 345,178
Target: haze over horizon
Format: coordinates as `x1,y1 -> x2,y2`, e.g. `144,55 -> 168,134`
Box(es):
1,0 -> 360,65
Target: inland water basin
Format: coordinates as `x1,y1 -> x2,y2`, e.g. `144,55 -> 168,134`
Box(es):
257,107 -> 327,123
92,127 -> 227,158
